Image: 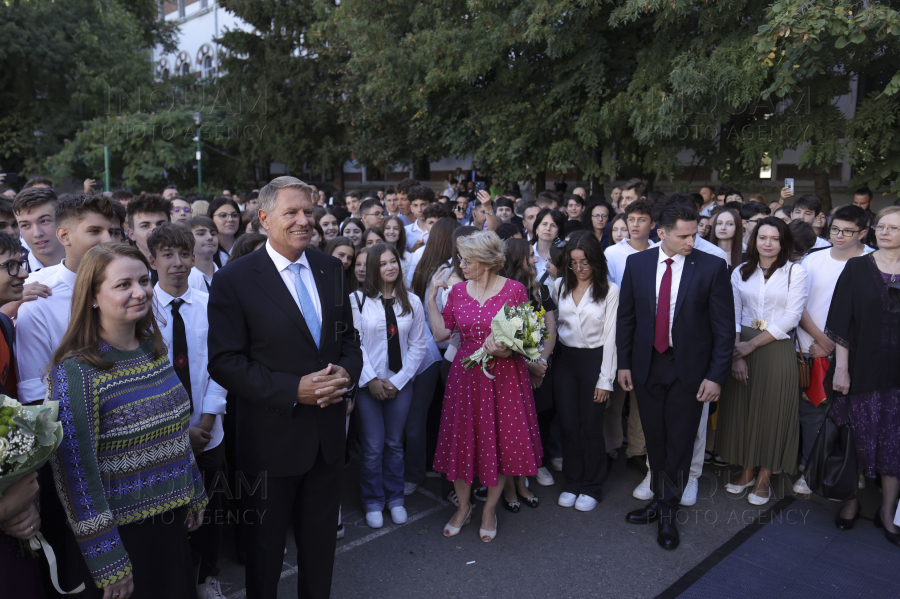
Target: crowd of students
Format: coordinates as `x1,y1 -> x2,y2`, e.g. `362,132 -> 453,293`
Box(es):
0,172 -> 897,599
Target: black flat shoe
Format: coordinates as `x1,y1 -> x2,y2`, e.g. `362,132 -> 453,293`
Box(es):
501,499 -> 521,513
626,456 -> 649,474
473,485 -> 488,502
657,519 -> 680,550
885,529 -> 900,548
517,492 -> 539,508
834,507 -> 860,531
626,501 -> 660,525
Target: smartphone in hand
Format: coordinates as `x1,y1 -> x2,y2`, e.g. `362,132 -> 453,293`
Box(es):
784,178 -> 794,194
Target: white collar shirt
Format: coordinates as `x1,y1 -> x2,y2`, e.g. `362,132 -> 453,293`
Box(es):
731,261 -> 808,341
813,237 -> 832,250
655,248 -> 686,348
604,238 -> 645,287
350,290 -> 427,391
26,251 -> 49,275
15,264 -> 77,404
188,264 -> 217,294
552,279 -> 620,390
24,258 -> 65,286
153,284 -> 227,450
265,240 -> 322,324
650,235 -> 727,263
404,220 -> 427,252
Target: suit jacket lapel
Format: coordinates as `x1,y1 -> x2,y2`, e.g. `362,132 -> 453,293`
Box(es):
646,250 -> 659,320
254,252 -> 317,348
674,253 -> 697,321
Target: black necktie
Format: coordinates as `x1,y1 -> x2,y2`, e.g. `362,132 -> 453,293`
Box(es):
383,298 -> 403,373
171,298 -> 193,413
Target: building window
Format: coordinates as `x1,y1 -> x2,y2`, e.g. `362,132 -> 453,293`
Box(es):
202,55 -> 213,78
182,62 -> 191,76
162,68 -> 170,80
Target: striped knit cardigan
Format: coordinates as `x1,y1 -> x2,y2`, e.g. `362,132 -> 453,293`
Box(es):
49,340 -> 208,588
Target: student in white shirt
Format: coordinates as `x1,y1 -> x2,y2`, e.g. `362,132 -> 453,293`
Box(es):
147,224 -> 228,597
708,208 -> 743,269
552,234 -> 618,512
13,187 -> 66,274
382,216 -> 415,282
186,216 -> 219,293
532,208 -> 565,281
406,205 -> 454,282
351,243 -> 427,530
604,199 -> 655,287
792,206 -> 869,495
404,185 -> 434,252
395,178 -> 418,226
207,196 -> 242,267
717,217 -> 809,506
15,195 -> 115,404
791,194 -> 831,249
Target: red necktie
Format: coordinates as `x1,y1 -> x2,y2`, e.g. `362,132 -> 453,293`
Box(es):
655,258 -> 673,353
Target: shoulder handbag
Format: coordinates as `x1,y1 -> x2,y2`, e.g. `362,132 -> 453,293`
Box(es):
787,264 -> 811,388
805,399 -> 859,500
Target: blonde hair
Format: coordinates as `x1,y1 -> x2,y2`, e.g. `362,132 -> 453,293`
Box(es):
51,243 -> 165,370
875,206 -> 900,225
748,193 -> 767,204
191,200 -> 209,219
456,230 -> 505,273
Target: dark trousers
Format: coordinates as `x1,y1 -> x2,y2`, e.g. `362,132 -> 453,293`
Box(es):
554,345 -> 608,501
633,349 -> 704,519
243,445 -> 342,599
72,508 -> 195,599
190,442 -> 226,582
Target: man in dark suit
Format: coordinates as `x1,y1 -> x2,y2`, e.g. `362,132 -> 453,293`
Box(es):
208,176 -> 363,599
616,203 -> 735,550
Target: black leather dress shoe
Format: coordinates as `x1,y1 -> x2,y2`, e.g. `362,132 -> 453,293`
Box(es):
834,507 -> 860,531
657,519 -> 680,550
626,501 -> 660,525
626,455 -> 649,473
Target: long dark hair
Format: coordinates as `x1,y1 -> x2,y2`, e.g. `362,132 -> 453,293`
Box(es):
560,233 -> 610,302
581,200 -> 613,241
207,196 -> 243,240
709,208 -> 742,270
362,227 -> 386,247
52,243 -> 165,370
324,236 -> 355,273
531,208 -> 566,244
450,225 -> 479,281
381,215 -> 408,259
363,243 -> 413,316
412,217 -> 459,300
501,238 -> 541,300
740,216 -> 794,281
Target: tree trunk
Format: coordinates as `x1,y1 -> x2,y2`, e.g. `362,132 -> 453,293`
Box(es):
413,158 -> 431,183
535,170 -> 546,194
812,166 -> 833,214
332,164 -> 344,192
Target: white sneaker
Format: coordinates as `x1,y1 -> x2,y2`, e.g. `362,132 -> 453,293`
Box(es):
390,506 -> 408,525
680,477 -> 698,506
336,524 -> 345,540
558,492 -> 577,507
403,481 -> 419,496
535,466 -> 555,486
633,471 -> 653,500
574,494 -> 598,512
792,475 -> 812,495
550,457 -> 563,472
198,576 -> 225,599
365,511 -> 384,529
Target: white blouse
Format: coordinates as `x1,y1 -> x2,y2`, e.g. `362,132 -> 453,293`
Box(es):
351,291 -> 427,391
731,262 -> 808,341
552,279 -> 619,391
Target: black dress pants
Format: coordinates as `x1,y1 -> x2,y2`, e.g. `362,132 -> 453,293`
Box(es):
633,348 -> 704,519
554,344 -> 608,501
190,442 -> 226,582
243,445 -> 342,599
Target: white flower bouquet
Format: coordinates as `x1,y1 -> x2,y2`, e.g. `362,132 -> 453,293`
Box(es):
0,396 -> 83,594
461,302 -> 549,379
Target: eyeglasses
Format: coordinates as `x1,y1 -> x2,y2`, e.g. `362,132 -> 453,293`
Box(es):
592,213 -> 609,220
568,261 -> 592,271
876,224 -> 900,234
171,207 -> 192,213
830,227 -> 860,237
0,259 -> 27,277
456,254 -> 470,267
214,212 -> 240,221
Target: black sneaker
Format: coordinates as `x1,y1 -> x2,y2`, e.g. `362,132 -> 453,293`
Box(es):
473,485 -> 488,502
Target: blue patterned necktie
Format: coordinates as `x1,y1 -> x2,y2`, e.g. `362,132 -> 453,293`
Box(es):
288,263 -> 321,348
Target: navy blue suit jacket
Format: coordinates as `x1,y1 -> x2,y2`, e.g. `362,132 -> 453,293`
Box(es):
616,247 -> 735,390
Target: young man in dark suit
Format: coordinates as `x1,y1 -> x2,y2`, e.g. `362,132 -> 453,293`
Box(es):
207,176 -> 363,599
616,202 -> 735,550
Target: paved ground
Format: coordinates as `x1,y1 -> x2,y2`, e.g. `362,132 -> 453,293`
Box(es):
209,453 -> 893,599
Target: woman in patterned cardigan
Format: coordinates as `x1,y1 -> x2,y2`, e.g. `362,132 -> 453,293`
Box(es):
49,243 -> 207,599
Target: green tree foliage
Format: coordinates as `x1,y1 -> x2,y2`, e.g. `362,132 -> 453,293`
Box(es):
0,0 -> 177,175
215,0 -> 348,184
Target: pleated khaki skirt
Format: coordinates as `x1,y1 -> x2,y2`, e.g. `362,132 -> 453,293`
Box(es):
715,326 -> 800,476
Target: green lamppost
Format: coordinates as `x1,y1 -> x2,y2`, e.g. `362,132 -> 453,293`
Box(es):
193,112 -> 202,193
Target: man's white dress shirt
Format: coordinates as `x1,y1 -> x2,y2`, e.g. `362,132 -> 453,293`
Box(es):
265,241 -> 322,324
188,264 -> 217,294
654,248 -> 685,348
154,284 -> 227,450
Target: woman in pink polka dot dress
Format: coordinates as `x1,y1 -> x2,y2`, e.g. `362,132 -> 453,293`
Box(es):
426,231 -> 543,542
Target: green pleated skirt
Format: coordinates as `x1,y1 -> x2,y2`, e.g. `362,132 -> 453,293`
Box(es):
715,326 -> 800,475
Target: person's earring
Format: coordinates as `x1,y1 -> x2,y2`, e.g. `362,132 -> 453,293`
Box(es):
92,303 -> 98,308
